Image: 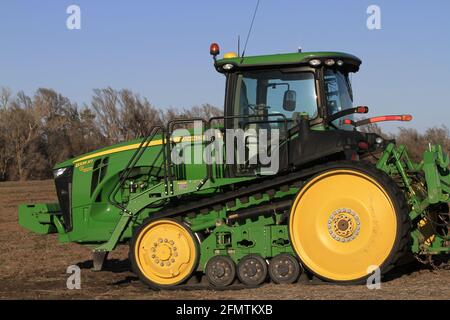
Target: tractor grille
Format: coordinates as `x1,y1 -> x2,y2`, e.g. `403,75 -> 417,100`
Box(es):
54,166 -> 74,232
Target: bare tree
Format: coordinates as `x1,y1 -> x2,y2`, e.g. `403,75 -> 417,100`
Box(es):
0,87 -> 11,110
0,112 -> 13,180
183,103 -> 223,120
91,88 -> 122,143
395,127 -> 427,162
90,88 -> 163,143
2,100 -> 43,180
423,126 -> 450,153
118,89 -> 162,140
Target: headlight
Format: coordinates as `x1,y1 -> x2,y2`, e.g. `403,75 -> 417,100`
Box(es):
222,63 -> 235,71
309,59 -> 321,67
325,59 -> 335,66
53,168 -> 67,178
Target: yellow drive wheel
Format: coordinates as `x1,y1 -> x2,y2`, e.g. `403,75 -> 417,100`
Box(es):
289,162 -> 410,283
130,218 -> 199,288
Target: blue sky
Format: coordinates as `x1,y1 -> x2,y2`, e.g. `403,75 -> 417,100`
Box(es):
0,0 -> 449,132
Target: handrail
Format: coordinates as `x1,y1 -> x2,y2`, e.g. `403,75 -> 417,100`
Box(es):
107,126 -> 164,212
107,113 -> 292,210
165,118 -> 208,194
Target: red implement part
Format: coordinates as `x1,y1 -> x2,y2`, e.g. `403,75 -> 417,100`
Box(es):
368,115 -> 413,123
344,114 -> 413,127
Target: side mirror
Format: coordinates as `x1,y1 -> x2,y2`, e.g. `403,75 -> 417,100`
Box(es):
283,90 -> 296,112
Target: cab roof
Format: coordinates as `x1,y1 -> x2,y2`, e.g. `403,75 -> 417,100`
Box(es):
215,51 -> 362,73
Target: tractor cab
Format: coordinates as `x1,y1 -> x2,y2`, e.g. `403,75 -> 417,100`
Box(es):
211,45 -> 385,176
213,47 -> 362,133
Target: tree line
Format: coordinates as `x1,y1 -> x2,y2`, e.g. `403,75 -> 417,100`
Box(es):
0,87 -> 448,181
0,87 -> 221,181
360,123 -> 450,163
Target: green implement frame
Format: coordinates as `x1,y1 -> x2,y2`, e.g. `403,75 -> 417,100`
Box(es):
377,143 -> 450,253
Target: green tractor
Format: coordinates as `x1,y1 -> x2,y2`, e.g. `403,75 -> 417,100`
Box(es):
19,44 -> 450,289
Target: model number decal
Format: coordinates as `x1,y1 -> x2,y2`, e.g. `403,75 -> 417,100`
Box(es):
75,159 -> 94,172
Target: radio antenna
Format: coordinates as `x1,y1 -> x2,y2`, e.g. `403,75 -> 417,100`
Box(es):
241,0 -> 260,59
238,35 -> 241,57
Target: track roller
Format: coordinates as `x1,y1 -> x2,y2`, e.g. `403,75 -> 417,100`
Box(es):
237,254 -> 268,287
268,253 -> 301,284
205,255 -> 236,288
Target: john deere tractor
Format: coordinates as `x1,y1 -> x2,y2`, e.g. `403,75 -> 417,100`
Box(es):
19,44 -> 450,289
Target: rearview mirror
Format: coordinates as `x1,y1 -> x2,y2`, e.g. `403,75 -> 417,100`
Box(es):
283,90 -> 296,112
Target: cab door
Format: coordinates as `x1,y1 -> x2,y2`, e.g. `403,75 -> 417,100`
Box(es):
226,70 -> 319,177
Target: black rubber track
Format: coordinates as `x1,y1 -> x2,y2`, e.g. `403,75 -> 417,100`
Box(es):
129,161 -> 412,290
287,161 -> 412,285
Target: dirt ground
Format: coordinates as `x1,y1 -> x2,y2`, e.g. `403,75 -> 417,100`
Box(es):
0,180 -> 449,300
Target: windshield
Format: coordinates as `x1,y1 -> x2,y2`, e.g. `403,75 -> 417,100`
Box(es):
235,70 -> 318,129
324,69 -> 354,127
